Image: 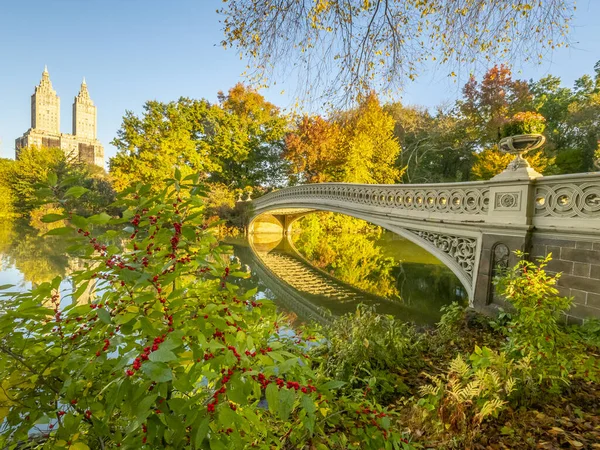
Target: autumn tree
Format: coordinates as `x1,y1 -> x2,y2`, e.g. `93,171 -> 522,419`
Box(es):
340,93 -> 401,183
220,0 -> 574,102
284,116 -> 344,184
458,64 -> 533,147
284,93 -> 401,184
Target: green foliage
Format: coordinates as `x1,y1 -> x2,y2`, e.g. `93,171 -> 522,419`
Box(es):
436,302 -> 467,342
384,103 -> 474,183
5,147 -> 115,217
0,159 -> 16,218
495,252 -> 599,394
314,305 -> 421,402
7,146 -> 65,213
500,111 -> 546,137
570,319 -> 600,349
416,253 -> 600,441
0,175 -> 404,449
110,84 -> 289,193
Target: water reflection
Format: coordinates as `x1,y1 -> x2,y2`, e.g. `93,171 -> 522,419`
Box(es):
0,213 -> 467,326
0,219 -> 70,288
241,212 -> 467,325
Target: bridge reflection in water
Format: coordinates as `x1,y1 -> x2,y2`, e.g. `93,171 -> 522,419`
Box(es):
231,230 -> 466,326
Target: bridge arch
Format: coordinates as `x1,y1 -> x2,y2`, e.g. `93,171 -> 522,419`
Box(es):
249,174 -> 600,321
249,205 -> 480,302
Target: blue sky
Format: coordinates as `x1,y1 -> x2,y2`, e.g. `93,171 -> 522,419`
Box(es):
0,0 -> 598,166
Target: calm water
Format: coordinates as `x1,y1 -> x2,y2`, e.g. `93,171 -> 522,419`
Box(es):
0,216 -> 467,325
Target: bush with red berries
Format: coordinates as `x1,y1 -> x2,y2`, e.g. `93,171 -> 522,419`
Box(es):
0,172 -> 414,449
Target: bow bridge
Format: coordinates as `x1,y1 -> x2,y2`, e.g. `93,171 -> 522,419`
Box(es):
250,169 -> 600,323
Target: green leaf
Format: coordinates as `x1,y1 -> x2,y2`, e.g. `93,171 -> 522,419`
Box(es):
301,395 -> 316,415
47,172 -> 58,186
41,213 -> 66,223
88,213 -> 111,225
148,347 -> 177,363
0,284 -> 14,291
44,227 -> 72,236
194,417 -> 210,447
96,308 -> 112,324
265,383 -> 279,414
242,287 -> 258,300
141,362 -> 173,382
135,394 -> 158,421
64,186 -> 89,199
318,380 -> 346,391
278,388 -> 295,420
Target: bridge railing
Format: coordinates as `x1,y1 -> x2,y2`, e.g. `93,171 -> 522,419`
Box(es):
253,180 -> 492,216
532,173 -> 600,232
252,173 -> 600,231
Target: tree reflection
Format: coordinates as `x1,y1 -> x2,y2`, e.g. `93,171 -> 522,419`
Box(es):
291,213 -> 401,299
0,219 -> 70,286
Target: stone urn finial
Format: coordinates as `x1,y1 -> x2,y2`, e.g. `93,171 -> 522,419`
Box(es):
493,112 -> 546,180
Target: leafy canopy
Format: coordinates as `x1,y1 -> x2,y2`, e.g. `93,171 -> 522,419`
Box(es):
220,0 -> 574,102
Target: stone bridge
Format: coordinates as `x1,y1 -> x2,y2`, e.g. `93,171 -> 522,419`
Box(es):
250,169 -> 600,323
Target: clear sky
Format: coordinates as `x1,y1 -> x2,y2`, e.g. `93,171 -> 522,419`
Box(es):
1,0 -> 599,166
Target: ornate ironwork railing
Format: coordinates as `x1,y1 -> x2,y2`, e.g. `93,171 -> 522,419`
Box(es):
533,174 -> 600,219
253,182 -> 492,216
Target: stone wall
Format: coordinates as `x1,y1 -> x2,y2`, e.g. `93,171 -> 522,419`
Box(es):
473,233 -> 528,313
530,234 -> 600,324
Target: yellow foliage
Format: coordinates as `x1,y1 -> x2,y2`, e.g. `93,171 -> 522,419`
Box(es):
471,147 -> 554,180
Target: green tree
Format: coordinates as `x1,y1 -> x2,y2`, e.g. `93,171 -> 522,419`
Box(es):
7,146 -> 65,213
385,103 -> 474,183
0,159 -> 16,218
209,84 -> 289,188
529,61 -> 600,173
110,98 -> 216,192
110,85 -> 289,192
7,146 -> 116,217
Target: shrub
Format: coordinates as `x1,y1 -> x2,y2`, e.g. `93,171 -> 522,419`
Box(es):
495,252 -> 599,394
0,173 -> 406,449
313,305 -> 421,402
436,302 -> 466,342
500,111 -> 546,138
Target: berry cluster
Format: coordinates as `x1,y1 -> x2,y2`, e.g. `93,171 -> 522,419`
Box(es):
126,335 -> 166,376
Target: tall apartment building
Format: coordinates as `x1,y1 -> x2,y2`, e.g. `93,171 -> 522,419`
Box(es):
15,67 -> 104,167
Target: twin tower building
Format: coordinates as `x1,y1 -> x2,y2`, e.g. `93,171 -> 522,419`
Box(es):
15,66 -> 104,167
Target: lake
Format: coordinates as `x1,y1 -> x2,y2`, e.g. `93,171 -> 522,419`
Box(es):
0,214 -> 467,325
